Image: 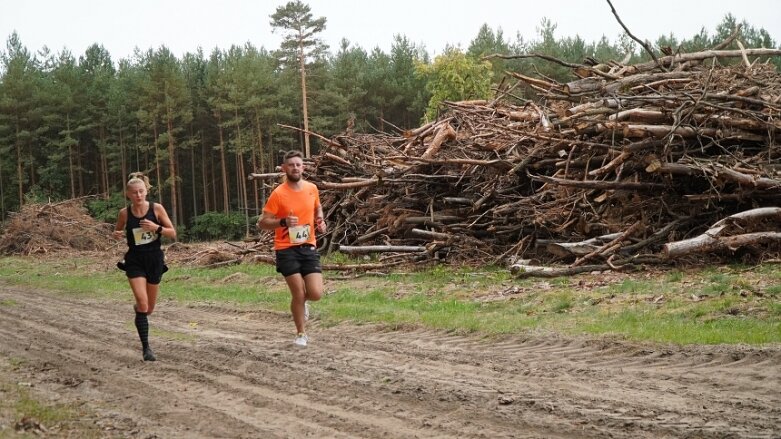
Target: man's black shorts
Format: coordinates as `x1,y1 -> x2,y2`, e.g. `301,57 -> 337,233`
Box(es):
275,244 -> 322,277
123,250 -> 167,284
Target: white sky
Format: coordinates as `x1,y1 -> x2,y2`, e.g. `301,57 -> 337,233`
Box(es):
2,0 -> 779,61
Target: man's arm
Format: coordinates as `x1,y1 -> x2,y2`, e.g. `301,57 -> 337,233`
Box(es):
314,204 -> 326,233
257,211 -> 282,231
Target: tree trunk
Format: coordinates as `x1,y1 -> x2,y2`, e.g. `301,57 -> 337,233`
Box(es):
235,107 -> 249,236
77,139 -> 84,196
254,112 -> 263,212
217,112 -> 229,213
153,121 -> 161,200
176,147 -> 184,225
299,39 -> 310,158
190,124 -> 199,218
15,121 -> 23,206
0,156 -> 5,220
67,114 -> 76,199
166,108 -> 178,226
119,112 -> 127,188
100,125 -> 109,197
201,131 -> 210,213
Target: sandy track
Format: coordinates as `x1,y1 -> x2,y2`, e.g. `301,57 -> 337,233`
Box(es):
1,284 -> 779,438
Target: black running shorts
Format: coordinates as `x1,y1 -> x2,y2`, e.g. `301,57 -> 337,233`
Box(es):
124,250 -> 168,284
275,244 -> 322,277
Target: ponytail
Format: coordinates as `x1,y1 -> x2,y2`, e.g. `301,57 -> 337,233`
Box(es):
127,172 -> 152,191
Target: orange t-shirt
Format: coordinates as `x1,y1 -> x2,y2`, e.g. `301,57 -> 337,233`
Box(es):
264,180 -> 321,250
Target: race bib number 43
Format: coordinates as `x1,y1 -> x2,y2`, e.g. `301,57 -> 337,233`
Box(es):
132,227 -> 157,245
288,224 -> 310,244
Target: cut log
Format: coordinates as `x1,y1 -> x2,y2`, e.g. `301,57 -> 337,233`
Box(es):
663,208 -> 781,258
248,172 -> 283,180
545,233 -> 623,257
663,232 -> 781,258
338,245 -> 426,254
421,122 -> 456,159
510,262 -> 608,278
410,228 -> 452,241
532,174 -> 664,190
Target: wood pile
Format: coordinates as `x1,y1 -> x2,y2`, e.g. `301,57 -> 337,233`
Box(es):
0,198 -> 115,256
290,47 -> 781,274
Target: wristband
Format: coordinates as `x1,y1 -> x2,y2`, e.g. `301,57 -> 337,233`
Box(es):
279,218 -> 287,227
156,225 -> 163,234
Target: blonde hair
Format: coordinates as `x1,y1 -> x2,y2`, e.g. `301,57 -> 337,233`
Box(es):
127,172 -> 152,190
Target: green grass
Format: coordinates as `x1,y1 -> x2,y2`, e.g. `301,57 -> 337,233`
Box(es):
1,255 -> 780,346
0,358 -> 108,438
0,298 -> 18,307
766,284 -> 781,296
580,308 -> 781,345
0,257 -> 291,309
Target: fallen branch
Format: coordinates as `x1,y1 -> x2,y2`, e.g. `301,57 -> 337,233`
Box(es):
338,245 -> 426,254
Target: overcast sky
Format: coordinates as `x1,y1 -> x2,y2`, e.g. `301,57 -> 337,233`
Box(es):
2,0 -> 779,61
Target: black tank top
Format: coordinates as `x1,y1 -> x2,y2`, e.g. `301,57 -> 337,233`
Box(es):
125,201 -> 162,252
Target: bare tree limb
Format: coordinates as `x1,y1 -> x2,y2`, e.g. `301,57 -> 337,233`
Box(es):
606,0 -> 666,72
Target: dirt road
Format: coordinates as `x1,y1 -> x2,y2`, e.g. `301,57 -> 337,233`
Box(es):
1,283 -> 779,438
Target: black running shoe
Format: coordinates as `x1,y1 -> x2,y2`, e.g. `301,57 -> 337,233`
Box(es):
143,347 -> 156,361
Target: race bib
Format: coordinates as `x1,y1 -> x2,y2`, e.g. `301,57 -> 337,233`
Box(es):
288,224 -> 311,244
133,227 -> 157,245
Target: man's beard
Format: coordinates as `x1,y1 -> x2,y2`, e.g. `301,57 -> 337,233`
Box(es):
287,173 -> 301,182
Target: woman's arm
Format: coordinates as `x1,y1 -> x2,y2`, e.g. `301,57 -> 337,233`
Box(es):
113,208 -> 128,240
152,204 -> 177,240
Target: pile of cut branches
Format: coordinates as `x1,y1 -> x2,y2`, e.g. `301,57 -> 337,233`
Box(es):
265,46 -> 781,274
0,198 -> 115,256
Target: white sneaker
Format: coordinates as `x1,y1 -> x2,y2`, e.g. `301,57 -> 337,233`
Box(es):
304,301 -> 310,321
294,333 -> 308,347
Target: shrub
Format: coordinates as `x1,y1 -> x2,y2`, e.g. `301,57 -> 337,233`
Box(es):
86,193 -> 128,224
189,211 -> 248,241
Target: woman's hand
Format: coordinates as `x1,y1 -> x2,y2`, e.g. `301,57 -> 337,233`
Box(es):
139,219 -> 158,232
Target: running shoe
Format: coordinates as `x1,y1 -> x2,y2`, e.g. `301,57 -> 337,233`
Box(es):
143,347 -> 156,361
294,333 -> 308,347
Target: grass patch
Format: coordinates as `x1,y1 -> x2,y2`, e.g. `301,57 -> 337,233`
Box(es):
2,255 -> 780,346
605,279 -> 656,295
0,298 -> 18,307
580,308 -> 781,345
766,284 -> 781,296
0,358 -> 107,438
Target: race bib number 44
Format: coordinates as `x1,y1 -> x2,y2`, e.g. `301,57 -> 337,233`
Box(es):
288,224 -> 310,244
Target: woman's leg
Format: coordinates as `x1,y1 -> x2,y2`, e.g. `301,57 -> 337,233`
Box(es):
128,277 -> 155,360
146,282 -> 159,315
129,277 -> 149,312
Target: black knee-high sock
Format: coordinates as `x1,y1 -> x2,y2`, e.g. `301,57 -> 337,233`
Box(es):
134,311 -> 150,349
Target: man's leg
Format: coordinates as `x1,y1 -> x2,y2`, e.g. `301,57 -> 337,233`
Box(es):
284,273 -> 307,335
303,272 -> 323,302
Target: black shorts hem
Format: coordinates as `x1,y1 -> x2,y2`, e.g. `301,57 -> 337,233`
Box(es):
275,245 -> 322,277
123,250 -> 167,284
